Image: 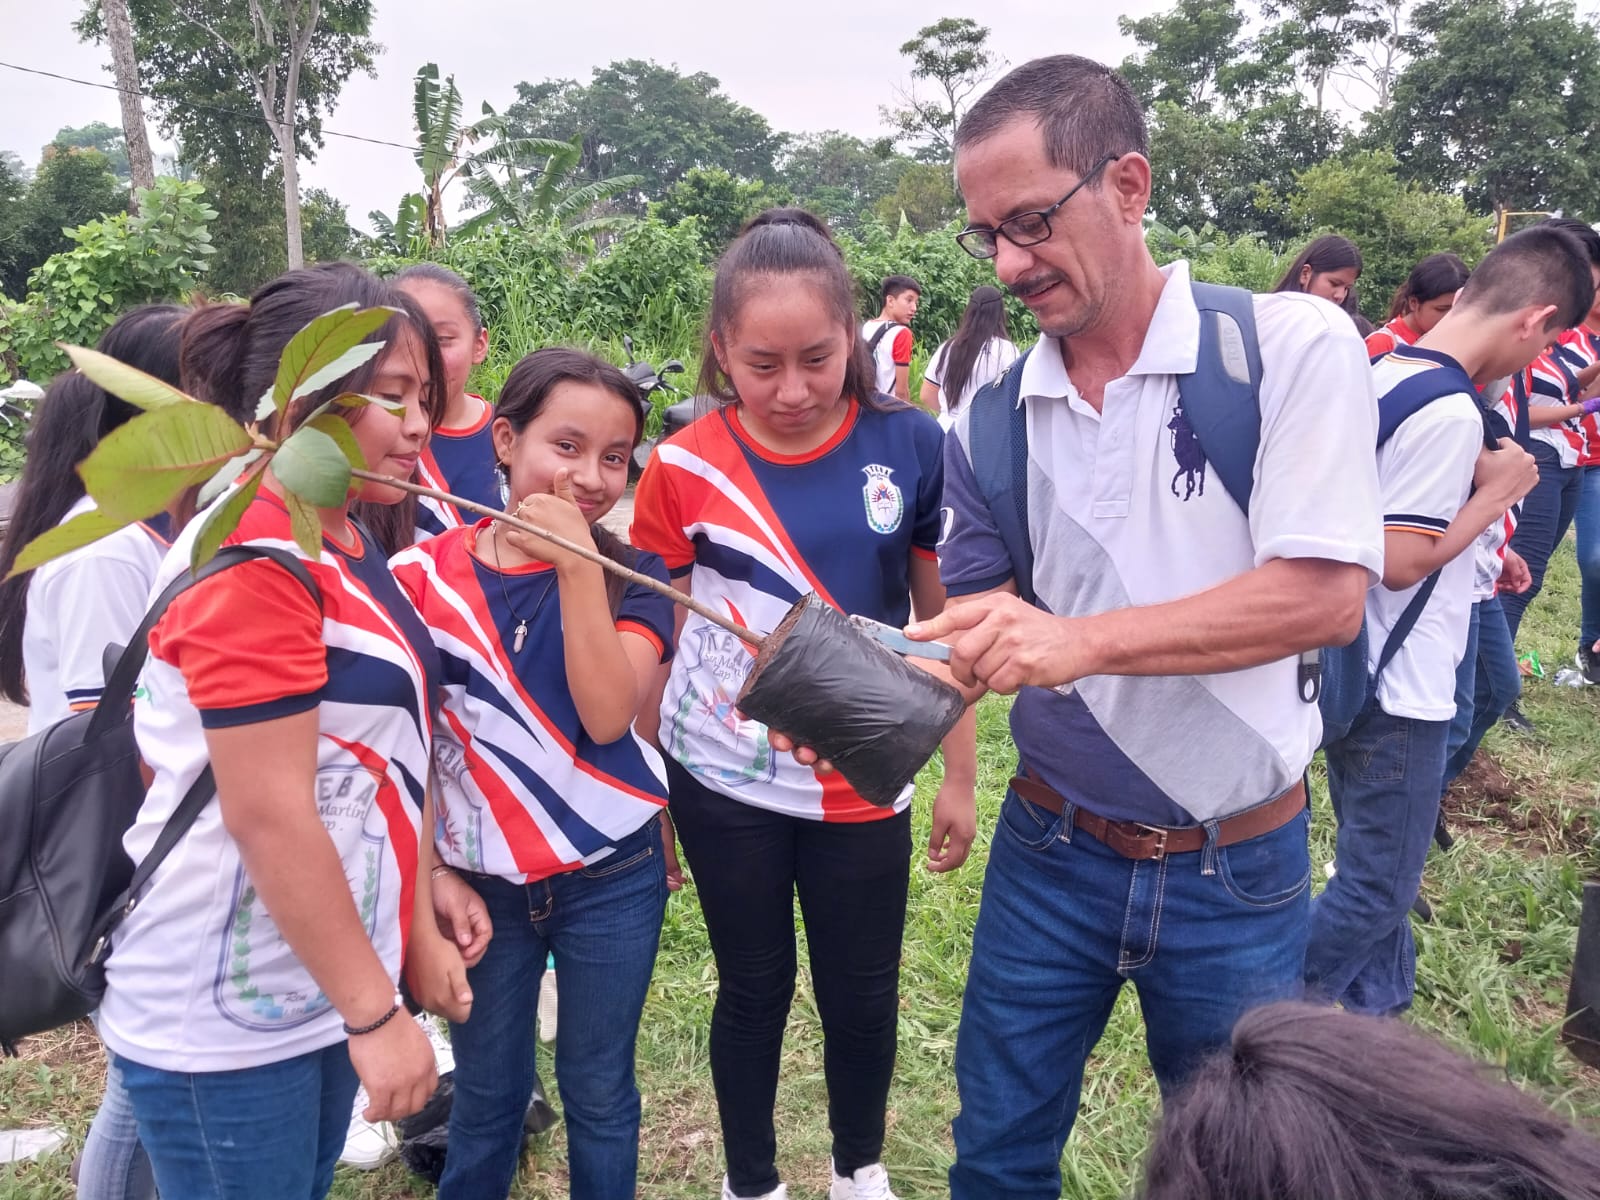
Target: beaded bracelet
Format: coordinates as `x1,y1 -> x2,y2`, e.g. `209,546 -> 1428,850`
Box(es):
343,993 -> 403,1037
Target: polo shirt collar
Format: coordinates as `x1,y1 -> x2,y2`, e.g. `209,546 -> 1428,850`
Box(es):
1015,260 -> 1201,407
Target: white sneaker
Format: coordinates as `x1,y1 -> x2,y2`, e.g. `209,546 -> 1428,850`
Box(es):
830,1161 -> 899,1200
416,1011 -> 455,1074
537,962 -> 558,1044
338,1088 -> 398,1170
720,1178 -> 787,1200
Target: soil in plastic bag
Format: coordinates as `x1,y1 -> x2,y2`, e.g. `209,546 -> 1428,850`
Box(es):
736,593 -> 966,807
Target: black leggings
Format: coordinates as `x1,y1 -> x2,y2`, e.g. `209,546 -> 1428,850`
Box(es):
666,758 -> 911,1197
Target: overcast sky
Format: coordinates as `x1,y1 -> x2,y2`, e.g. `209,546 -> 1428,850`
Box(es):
0,1 -> 1167,232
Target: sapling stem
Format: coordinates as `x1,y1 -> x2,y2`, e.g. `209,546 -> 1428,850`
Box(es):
350,468 -> 764,647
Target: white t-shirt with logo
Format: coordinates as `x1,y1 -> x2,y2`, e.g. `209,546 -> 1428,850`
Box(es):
1367,350 -> 1484,721
22,494 -> 168,733
861,318 -> 913,395
923,337 -> 1020,430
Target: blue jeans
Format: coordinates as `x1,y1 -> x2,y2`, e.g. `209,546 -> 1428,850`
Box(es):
439,820 -> 667,1200
1577,465 -> 1600,651
1443,597 -> 1521,787
948,788 -> 1310,1199
1305,704 -> 1449,1015
79,1053 -> 156,1200
115,1042 -> 357,1200
1501,442 -> 1582,642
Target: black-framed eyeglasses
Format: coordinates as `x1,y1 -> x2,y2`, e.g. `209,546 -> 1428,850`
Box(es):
955,155 -> 1120,260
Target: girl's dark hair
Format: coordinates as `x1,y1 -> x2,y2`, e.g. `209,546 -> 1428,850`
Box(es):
1389,252 -> 1471,319
700,207 -> 896,412
394,262 -> 485,333
1273,235 -> 1364,294
496,347 -> 644,615
181,262 -> 448,557
1140,1001 -> 1600,1200
939,285 -> 1011,415
0,304 -> 187,704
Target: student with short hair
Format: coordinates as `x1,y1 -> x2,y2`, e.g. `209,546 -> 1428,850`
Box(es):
1273,234 -> 1363,309
920,285 -> 1018,430
98,263 -> 468,1200
1365,252 -> 1472,359
1304,226 -> 1588,1017
633,209 -> 976,1200
1139,1001 -> 1600,1200
861,274 -> 921,402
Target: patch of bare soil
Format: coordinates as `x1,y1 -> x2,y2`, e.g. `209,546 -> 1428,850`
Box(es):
1442,754 -> 1595,857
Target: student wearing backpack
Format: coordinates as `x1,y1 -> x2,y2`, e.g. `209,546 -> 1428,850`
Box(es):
1365,253 -> 1472,360
861,274 -> 920,402
97,263 -> 473,1200
896,57 -> 1384,1199
0,304 -> 237,1200
1302,227 -> 1589,1017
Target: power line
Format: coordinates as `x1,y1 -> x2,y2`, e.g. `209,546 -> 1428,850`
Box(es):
0,58 -> 573,185
0,60 -> 426,156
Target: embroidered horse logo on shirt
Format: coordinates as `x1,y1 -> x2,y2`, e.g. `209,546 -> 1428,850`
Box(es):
1167,402 -> 1209,501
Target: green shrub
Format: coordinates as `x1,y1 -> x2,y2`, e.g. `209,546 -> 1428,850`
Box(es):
0,177 -> 216,384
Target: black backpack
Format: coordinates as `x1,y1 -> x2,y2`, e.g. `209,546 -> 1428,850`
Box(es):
0,545 -> 319,1053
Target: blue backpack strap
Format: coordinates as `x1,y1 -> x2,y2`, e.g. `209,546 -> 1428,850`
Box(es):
1374,359 -> 1479,445
965,348 -> 1035,605
1175,281 -> 1264,516
1374,569 -> 1440,681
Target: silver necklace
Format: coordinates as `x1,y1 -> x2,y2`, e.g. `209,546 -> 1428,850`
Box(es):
488,523 -> 557,653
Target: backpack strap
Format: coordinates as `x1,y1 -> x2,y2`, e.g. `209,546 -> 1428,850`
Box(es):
82,546 -> 322,967
865,322 -> 901,357
1375,359 -> 1479,445
1175,281 -> 1265,516
965,348 -> 1035,605
1373,569 -> 1441,683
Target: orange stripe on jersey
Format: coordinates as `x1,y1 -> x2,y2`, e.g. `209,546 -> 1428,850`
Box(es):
911,545 -> 938,562
325,733 -> 418,959
616,619 -> 665,660
1385,523 -> 1446,537
818,765 -> 895,823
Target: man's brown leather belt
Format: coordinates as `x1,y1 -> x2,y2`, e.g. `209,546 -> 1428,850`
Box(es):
1008,771 -> 1308,861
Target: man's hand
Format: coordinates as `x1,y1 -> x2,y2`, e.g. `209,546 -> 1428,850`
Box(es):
908,593 -> 1087,694
658,810 -> 684,892
1473,438 -> 1539,513
1499,546 -> 1533,595
402,928 -> 473,1024
927,778 -> 977,873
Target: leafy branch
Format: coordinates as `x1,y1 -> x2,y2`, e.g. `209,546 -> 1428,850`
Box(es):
4,303 -> 759,647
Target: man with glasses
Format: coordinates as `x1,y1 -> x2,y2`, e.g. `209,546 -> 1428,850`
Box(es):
906,56 -> 1385,1197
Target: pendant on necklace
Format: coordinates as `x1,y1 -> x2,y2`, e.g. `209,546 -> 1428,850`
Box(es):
513,621 -> 528,653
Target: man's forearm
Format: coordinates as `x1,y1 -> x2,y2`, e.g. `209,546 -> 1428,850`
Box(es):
1064,558 -> 1367,679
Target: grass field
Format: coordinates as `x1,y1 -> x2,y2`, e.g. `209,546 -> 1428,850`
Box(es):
3,548 -> 1597,1200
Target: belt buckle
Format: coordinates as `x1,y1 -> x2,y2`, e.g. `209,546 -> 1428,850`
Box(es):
1131,823 -> 1169,860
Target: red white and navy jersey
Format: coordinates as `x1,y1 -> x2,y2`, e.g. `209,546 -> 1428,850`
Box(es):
416,396 -> 501,540
100,493 -> 438,1072
631,399 -> 944,822
1475,380 -> 1525,599
1558,325 -> 1600,466
1364,316 -> 1419,360
391,522 -> 672,882
1526,346 -> 1585,467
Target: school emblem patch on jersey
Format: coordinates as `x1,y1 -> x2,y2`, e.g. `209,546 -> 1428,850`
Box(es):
862,464 -> 904,534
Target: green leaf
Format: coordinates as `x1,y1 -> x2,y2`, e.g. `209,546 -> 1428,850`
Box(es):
79,404 -> 254,523
273,425 -> 354,508
283,489 -> 324,560
332,391 -> 405,417
268,305 -> 397,416
5,506 -> 126,579
197,447 -> 266,507
61,344 -> 190,411
306,413 -> 367,472
190,469 -> 265,574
